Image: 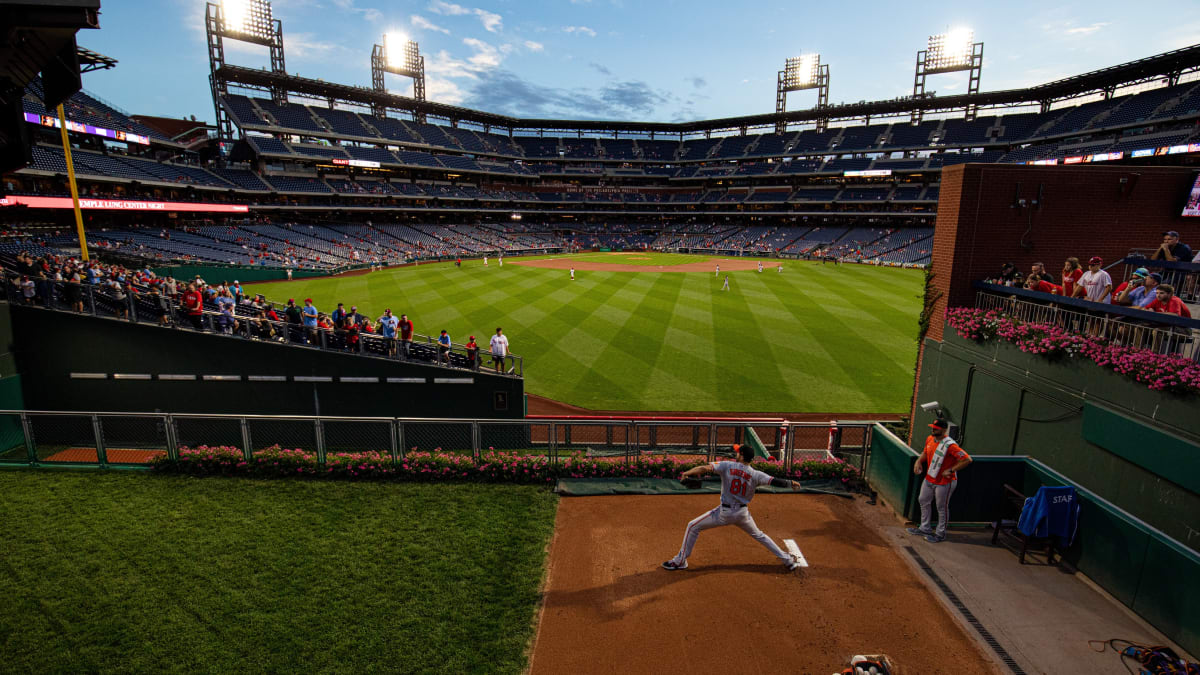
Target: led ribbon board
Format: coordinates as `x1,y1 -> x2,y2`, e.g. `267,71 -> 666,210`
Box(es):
1,196 -> 250,213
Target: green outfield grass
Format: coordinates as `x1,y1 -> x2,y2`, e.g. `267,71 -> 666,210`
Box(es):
246,254 -> 924,412
0,471 -> 557,674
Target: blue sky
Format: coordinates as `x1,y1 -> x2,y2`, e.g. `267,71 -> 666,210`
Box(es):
78,0 -> 1200,124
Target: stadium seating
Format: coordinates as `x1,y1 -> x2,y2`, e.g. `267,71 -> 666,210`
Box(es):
311,107 -> 376,138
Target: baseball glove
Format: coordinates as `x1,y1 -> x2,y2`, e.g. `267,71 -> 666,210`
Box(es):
680,476 -> 703,490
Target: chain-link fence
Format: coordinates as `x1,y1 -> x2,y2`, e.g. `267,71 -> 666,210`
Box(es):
0,410 -> 877,474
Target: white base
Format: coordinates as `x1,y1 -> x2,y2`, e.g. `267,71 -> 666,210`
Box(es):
783,538 -> 809,567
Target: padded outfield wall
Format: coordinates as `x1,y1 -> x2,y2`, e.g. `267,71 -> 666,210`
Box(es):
9,305 -> 522,419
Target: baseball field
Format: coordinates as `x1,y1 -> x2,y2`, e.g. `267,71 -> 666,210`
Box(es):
245,253 -> 925,413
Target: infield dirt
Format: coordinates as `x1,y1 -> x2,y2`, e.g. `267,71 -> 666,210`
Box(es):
510,257 -> 767,273
529,493 -> 997,675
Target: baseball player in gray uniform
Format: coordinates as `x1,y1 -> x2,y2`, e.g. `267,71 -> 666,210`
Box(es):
662,444 -> 803,571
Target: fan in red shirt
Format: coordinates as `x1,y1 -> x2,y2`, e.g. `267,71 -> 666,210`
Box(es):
1024,277 -> 1062,294
1144,285 -> 1192,317
182,283 -> 204,330
1060,257 -> 1083,298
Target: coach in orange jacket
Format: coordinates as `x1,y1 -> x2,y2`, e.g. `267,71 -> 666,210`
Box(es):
907,418 -> 971,543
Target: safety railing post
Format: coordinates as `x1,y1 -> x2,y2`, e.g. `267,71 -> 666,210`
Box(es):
396,420 -> 406,460
86,285 -> 96,315
389,419 -> 399,465
19,412 -> 35,465
471,421 -> 481,462
91,414 -> 107,467
163,413 -> 179,462
237,415 -> 252,461
708,423 -> 717,462
549,423 -> 557,465
314,419 -> 326,466
126,293 -> 136,323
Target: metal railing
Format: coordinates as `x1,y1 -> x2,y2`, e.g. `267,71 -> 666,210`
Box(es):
976,289 -> 1199,361
0,409 -> 874,475
3,279 -> 523,377
1119,255 -> 1200,303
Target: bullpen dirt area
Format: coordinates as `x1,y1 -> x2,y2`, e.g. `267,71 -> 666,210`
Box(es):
510,257 -> 763,273
529,494 -> 998,675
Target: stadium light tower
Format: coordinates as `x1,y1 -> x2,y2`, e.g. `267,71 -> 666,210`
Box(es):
205,0 -> 288,140
372,33 -> 426,120
776,53 -> 829,133
912,28 -> 983,122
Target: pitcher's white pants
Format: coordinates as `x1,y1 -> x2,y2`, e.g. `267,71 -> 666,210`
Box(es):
673,505 -> 791,564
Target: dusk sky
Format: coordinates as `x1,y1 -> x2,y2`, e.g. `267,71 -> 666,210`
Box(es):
77,0 -> 1200,124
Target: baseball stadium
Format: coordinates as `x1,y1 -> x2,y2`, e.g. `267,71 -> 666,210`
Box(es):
1,1 -> 1199,673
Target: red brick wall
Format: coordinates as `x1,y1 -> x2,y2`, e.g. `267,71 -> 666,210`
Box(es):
928,163 -> 1199,340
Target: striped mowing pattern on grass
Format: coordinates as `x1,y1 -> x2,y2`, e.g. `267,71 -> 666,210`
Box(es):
245,254 -> 923,412
0,472 -> 557,674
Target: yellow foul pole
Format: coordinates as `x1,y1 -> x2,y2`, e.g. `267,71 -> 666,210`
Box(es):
55,103 -> 89,262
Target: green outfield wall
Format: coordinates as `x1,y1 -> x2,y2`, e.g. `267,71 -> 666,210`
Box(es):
866,425 -> 1200,657
148,264 -> 333,283
10,305 -> 522,419
910,324 -> 1200,552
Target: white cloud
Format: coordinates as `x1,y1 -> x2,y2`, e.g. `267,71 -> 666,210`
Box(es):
424,77 -> 466,105
429,0 -> 471,15
1065,21 -> 1109,35
524,40 -> 544,52
329,0 -> 381,22
474,9 -> 502,32
462,38 -> 501,69
428,1 -> 501,32
410,14 -> 450,34
563,25 -> 596,37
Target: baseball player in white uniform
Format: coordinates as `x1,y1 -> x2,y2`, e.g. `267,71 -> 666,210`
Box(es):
758,261 -> 763,272
715,264 -> 720,277
570,267 -> 575,281
721,274 -> 730,291
663,444 -> 804,571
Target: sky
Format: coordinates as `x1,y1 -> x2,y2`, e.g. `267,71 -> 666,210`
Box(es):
76,0 -> 1200,125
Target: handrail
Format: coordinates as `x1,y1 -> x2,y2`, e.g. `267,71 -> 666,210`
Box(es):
973,282 -> 1199,329
3,278 -> 524,378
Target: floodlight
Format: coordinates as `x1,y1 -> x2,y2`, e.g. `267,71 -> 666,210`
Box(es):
776,52 -> 829,132
384,32 -> 406,68
222,0 -> 248,33
783,53 -> 820,89
926,28 -> 974,71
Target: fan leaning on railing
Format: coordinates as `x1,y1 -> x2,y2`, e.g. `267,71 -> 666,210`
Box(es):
2,267 -> 523,378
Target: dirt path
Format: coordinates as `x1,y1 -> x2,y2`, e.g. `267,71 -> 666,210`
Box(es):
529,493 -> 998,675
511,256 -> 768,273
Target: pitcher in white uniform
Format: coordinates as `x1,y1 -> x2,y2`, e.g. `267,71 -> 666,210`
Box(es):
663,444 -> 804,571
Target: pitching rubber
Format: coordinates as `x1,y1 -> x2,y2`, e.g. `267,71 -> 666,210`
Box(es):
783,538 -> 809,567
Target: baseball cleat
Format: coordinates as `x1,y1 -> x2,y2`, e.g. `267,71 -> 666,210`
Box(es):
661,560 -> 688,571
925,534 -> 946,543
786,554 -> 803,571
906,527 -> 933,536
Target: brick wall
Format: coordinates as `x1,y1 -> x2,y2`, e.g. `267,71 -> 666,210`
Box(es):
928,163 -> 1199,341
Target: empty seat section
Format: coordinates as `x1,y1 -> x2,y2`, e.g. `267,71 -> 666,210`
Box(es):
371,116 -> 420,143
314,107 -> 378,138
255,99 -> 325,133
833,125 -> 886,151
263,176 -> 332,192
514,136 -> 560,158
938,117 -> 996,145
747,132 -> 796,156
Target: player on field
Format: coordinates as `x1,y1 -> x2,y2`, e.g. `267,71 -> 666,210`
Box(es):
662,444 -> 804,571
758,261 -> 763,272
721,274 -> 730,291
